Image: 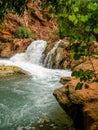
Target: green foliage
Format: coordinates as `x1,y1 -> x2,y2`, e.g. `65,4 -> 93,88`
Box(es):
42,0 -> 98,90
75,83 -> 83,90
75,82 -> 89,90
43,0 -> 98,41
72,69 -> 94,90
0,0 -> 28,23
72,69 -> 94,82
70,42 -> 88,60
14,26 -> 36,39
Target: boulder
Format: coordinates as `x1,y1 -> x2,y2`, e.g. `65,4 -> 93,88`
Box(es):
53,77 -> 98,130
43,40 -> 68,68
0,65 -> 29,77
55,40 -> 98,70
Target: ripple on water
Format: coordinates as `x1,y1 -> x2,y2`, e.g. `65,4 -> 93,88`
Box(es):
0,40 -> 72,130
0,103 -> 11,127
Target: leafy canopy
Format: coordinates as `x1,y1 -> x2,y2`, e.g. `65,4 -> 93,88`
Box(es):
42,0 -> 98,90
42,0 -> 98,42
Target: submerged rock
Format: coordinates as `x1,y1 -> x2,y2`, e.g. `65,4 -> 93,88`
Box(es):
0,65 -> 29,77
53,77 -> 98,130
29,118 -> 71,130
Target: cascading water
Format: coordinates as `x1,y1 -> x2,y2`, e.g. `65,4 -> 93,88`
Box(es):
44,40 -> 61,68
0,40 -> 72,130
25,40 -> 47,65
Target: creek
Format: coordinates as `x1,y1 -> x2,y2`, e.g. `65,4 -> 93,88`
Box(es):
0,40 -> 72,130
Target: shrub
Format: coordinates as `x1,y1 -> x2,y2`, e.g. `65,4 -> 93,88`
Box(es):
14,26 -> 36,39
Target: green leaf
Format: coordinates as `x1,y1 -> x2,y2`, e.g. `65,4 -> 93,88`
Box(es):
80,42 -> 87,47
89,35 -> 95,42
93,28 -> 98,34
80,15 -> 89,22
73,7 -> 79,13
69,38 -> 75,44
85,26 -> 90,32
88,3 -> 97,11
75,83 -> 83,90
74,18 -> 78,25
70,52 -> 75,59
84,49 -> 88,55
49,7 -> 54,14
68,14 -> 76,22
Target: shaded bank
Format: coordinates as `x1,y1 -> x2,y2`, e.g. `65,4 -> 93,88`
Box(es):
54,76 -> 98,130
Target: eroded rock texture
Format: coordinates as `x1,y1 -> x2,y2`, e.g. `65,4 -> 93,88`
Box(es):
54,77 -> 98,130
0,65 -> 29,77
0,0 -> 58,58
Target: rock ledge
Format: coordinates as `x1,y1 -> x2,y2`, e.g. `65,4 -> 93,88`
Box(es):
0,65 -> 29,77
54,77 -> 98,130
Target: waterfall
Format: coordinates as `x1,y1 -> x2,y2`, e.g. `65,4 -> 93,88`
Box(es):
0,40 -> 71,78
0,40 -> 72,130
25,40 -> 47,65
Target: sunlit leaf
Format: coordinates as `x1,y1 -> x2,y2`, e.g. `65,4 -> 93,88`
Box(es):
88,3 -> 97,11
80,42 -> 87,47
73,7 -> 79,12
68,14 -> 76,22
94,28 -> 98,34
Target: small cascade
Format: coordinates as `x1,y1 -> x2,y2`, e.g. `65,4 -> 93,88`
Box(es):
0,40 -> 72,130
25,40 -> 47,65
44,40 -> 65,69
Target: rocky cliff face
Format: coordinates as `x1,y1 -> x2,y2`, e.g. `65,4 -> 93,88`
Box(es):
0,0 -> 58,57
52,42 -> 98,130
43,39 -> 98,130
54,76 -> 98,130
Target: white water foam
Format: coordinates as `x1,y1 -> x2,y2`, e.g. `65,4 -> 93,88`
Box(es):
0,40 -> 71,79
0,40 -> 72,129
25,40 -> 47,65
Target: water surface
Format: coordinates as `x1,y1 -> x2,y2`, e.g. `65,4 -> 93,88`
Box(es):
0,40 -> 72,130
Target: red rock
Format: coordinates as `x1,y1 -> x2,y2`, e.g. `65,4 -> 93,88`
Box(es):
0,0 -> 58,58
54,77 -> 98,130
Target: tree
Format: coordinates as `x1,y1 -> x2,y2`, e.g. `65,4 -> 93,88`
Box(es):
42,0 -> 98,42
42,0 -> 98,89
0,0 -> 29,23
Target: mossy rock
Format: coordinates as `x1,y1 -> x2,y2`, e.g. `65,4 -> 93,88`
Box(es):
0,65 -> 29,77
